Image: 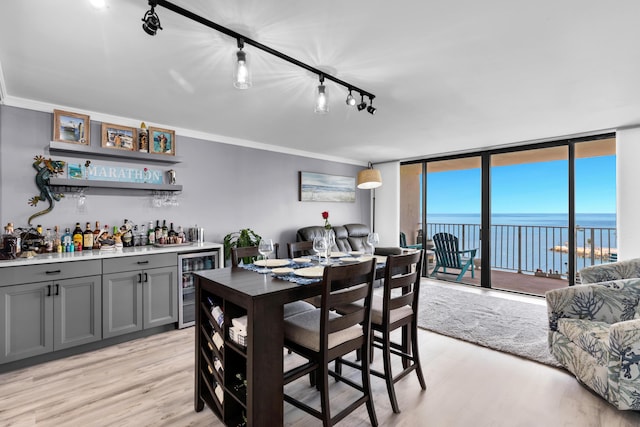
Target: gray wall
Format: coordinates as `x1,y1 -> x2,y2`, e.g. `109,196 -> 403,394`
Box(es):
0,105 -> 370,249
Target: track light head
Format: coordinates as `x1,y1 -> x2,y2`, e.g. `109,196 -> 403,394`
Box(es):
315,76 -> 329,114
233,39 -> 251,89
357,95 -> 367,111
346,90 -> 356,106
142,3 -> 162,36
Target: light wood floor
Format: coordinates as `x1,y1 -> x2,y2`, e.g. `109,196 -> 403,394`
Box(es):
2,287 -> 640,426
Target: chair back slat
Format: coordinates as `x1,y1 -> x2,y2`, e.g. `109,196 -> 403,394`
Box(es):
320,260 -> 376,348
383,250 -> 423,322
287,241 -> 314,258
231,244 -> 279,267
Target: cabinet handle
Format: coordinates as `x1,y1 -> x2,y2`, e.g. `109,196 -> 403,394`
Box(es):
47,284 -> 51,297
45,270 -> 61,275
144,273 -> 148,283
55,284 -> 60,296
138,273 -> 142,283
137,260 -> 149,265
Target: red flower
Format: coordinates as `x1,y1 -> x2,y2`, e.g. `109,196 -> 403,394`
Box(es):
322,211 -> 329,220
322,211 -> 331,229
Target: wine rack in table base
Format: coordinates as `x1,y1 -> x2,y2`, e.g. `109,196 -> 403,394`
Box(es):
196,288 -> 248,426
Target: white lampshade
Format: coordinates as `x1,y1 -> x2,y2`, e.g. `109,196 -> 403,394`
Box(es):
357,167 -> 382,189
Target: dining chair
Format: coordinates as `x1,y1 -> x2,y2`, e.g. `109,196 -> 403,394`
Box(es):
282,259 -> 378,426
230,244 -> 313,319
230,244 -> 280,267
336,250 -> 426,413
287,240 -> 314,258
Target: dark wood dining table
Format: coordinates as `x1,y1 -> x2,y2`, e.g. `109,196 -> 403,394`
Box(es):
194,266 -> 324,426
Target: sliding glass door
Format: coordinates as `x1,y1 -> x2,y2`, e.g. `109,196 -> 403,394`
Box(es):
402,134 -> 616,295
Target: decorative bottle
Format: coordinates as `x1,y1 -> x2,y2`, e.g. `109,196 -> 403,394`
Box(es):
83,222 -> 94,250
72,222 -> 83,251
93,221 -> 101,249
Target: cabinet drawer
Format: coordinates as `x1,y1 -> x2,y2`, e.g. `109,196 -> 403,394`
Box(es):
102,253 -> 177,274
0,260 -> 102,287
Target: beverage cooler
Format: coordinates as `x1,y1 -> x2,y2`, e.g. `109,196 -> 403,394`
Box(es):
178,250 -> 221,328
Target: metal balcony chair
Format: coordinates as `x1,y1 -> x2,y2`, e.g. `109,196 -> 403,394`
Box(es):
430,232 -> 477,282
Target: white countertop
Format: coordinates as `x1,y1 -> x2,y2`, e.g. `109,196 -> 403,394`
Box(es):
0,242 -> 223,267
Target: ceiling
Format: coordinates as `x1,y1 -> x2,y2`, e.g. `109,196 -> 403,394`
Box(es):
1,0 -> 639,165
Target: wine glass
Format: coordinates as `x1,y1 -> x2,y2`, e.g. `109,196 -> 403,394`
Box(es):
257,238 -> 274,274
366,232 -> 379,256
313,235 -> 328,265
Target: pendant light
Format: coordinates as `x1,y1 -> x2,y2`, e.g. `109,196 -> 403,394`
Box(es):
357,162 -> 382,189
315,74 -> 329,114
233,39 -> 251,89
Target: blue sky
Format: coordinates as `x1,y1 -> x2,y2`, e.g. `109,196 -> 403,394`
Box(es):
426,155 -> 616,214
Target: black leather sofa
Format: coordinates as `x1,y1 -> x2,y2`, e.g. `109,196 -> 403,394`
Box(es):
296,223 -> 402,256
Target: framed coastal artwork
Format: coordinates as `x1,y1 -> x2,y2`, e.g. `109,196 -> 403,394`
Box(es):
53,109 -> 90,145
149,127 -> 175,155
299,171 -> 356,202
101,123 -> 136,151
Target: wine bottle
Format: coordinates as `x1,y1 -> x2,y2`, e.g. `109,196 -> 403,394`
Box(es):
168,222 -> 177,244
161,220 -> 168,240
148,221 -> 156,245
154,220 -> 162,242
121,219 -> 133,247
83,222 -> 94,250
93,221 -> 101,249
72,222 -> 83,251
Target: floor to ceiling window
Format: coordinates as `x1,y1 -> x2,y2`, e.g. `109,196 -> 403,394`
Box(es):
400,134 -> 616,296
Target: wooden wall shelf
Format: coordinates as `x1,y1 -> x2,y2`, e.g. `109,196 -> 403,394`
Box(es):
48,141 -> 182,164
49,177 -> 182,192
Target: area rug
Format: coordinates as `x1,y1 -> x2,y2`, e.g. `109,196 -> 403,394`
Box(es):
417,282 -> 562,368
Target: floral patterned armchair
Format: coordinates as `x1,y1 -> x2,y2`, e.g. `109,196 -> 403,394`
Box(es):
546,258 -> 640,410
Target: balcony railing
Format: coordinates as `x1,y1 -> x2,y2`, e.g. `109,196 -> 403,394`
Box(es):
425,223 -> 617,278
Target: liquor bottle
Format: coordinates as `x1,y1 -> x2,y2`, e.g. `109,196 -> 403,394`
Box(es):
121,219 -> 133,247
83,222 -> 94,250
148,221 -> 156,245
93,221 -> 101,249
132,225 -> 141,246
72,222 -> 83,251
44,228 -> 53,252
161,220 -> 168,240
168,222 -> 177,244
154,220 -> 162,242
54,225 -> 62,253
62,227 -> 72,252
177,225 -> 185,244
36,224 -> 43,235
139,223 -> 147,246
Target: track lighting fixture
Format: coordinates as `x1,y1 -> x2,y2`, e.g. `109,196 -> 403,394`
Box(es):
367,98 -> 377,115
142,0 -> 376,114
346,89 -> 356,106
141,3 -> 162,36
233,39 -> 251,89
315,75 -> 329,114
357,95 -> 367,111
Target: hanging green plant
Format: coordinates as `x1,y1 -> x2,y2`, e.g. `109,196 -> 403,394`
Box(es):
223,228 -> 262,264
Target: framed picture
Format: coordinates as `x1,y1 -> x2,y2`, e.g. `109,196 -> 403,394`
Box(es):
299,171 -> 356,202
137,126 -> 149,152
53,109 -> 90,145
101,123 -> 136,151
149,127 -> 175,155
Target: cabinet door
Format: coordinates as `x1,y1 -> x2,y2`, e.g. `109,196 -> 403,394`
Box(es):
0,282 -> 53,363
54,275 -> 102,350
143,266 -> 178,329
102,271 -> 143,339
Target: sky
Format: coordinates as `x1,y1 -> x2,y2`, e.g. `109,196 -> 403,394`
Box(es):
425,155 -> 616,214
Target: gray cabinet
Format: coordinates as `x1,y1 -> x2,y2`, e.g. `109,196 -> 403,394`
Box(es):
102,253 -> 177,339
0,261 -> 101,363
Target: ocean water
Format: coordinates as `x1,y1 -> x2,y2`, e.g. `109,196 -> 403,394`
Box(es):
423,213 -> 616,273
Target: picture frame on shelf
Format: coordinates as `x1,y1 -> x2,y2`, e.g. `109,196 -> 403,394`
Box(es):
299,171 -> 356,202
53,109 -> 90,146
138,125 -> 149,152
149,127 -> 175,156
101,123 -> 136,151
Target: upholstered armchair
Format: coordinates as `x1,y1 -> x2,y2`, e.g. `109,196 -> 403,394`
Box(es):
546,258 -> 640,410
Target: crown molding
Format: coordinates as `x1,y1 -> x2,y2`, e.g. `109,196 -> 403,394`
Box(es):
2,95 -> 366,166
